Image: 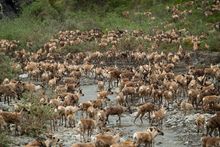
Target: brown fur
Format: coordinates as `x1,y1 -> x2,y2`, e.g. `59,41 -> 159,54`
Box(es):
91,99 -> 103,109
64,106 -> 78,127
24,139 -> 46,147
212,103 -> 220,112
134,103 -> 157,124
97,81 -> 105,92
110,140 -> 136,147
97,90 -> 113,99
138,85 -> 152,103
203,95 -> 220,110
72,143 -> 96,147
180,100 -> 193,115
133,127 -> 164,147
105,105 -> 126,124
151,106 -> 166,127
201,136 -> 220,147
116,92 -> 125,106
0,110 -> 23,135
79,101 -> 93,117
95,133 -> 121,147
121,86 -> 137,106
96,110 -> 107,133
87,106 -> 97,119
206,114 -> 220,136
0,115 -> 7,130
195,114 -> 205,133
78,119 -> 96,142
188,88 -> 200,109
163,90 -> 174,108
64,93 -> 80,106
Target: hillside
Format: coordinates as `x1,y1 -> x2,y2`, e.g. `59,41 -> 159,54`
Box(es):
0,0 -> 219,52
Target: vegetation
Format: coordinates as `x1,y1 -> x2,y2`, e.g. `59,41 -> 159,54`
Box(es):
0,0 -> 218,80
0,53 -> 17,82
19,92 -> 55,137
0,0 -> 219,51
0,131 -> 11,147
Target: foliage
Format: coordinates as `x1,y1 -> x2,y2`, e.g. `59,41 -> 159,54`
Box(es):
19,92 -> 55,137
0,53 -> 16,82
204,31 -> 220,52
0,0 -> 219,52
0,131 -> 11,147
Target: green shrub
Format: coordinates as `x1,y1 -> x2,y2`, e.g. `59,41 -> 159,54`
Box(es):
0,0 -> 219,52
0,53 -> 16,82
19,92 -> 55,137
0,131 -> 11,147
204,32 -> 220,52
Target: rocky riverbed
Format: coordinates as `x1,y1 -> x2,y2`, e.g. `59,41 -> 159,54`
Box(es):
1,81 -> 214,147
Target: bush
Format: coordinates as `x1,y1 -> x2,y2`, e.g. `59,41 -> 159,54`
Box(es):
19,92 -> 55,137
0,131 -> 11,147
0,53 -> 16,82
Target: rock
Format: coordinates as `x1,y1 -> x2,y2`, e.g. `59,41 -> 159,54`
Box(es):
131,111 -> 138,117
183,142 -> 187,145
171,126 -> 176,129
156,141 -> 162,145
0,102 -> 10,111
172,109 -> 178,114
19,73 -> 28,79
184,114 -> 195,123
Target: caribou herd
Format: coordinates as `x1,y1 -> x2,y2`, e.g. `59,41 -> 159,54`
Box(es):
0,29 -> 220,147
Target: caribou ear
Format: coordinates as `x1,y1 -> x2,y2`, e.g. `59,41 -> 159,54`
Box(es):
149,127 -> 153,132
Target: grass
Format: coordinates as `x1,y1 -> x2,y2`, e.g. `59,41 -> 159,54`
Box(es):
0,17 -> 60,50
0,0 -> 219,52
58,40 -> 100,54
